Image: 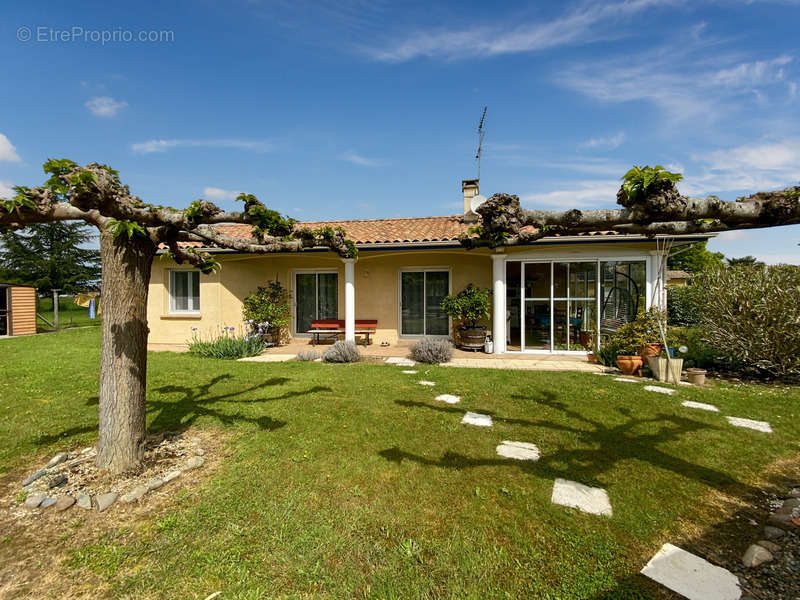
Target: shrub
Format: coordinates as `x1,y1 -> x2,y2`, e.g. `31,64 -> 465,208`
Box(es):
242,282 -> 291,340
693,264 -> 800,378
187,326 -> 264,359
411,337 -> 454,364
440,284 -> 491,329
296,350 -> 318,362
666,327 -> 716,369
667,285 -> 702,326
322,341 -> 360,363
607,308 -> 664,355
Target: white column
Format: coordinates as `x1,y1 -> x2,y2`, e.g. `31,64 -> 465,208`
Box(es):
343,259 -> 355,342
492,254 -> 506,354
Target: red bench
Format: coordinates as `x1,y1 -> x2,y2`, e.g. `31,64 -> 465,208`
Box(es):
308,319 -> 377,346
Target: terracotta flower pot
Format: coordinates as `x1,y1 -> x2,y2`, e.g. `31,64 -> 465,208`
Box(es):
686,368 -> 707,386
639,343 -> 663,360
616,355 -> 643,376
587,352 -> 600,364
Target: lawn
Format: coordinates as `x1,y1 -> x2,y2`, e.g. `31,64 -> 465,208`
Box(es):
1,328 -> 798,599
35,295 -> 101,332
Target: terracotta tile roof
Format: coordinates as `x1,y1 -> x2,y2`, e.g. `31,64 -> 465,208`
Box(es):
174,216 -> 628,250
186,216 -> 473,247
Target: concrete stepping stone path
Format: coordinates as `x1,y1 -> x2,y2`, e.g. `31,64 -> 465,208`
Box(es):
681,400 -> 719,412
726,416 -> 772,433
644,385 -> 675,395
401,370 -> 417,374
640,543 -> 741,600
613,377 -> 637,383
386,357 -> 415,367
418,380 -> 435,386
496,441 -> 540,461
435,394 -> 460,404
461,412 -> 492,427
551,478 -> 612,516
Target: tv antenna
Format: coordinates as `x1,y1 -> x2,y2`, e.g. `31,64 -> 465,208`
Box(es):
475,106 -> 487,179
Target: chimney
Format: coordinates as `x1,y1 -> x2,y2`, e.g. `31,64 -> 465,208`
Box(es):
462,179 -> 479,214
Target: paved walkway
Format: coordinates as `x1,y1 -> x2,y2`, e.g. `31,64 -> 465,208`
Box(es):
442,357 -> 605,373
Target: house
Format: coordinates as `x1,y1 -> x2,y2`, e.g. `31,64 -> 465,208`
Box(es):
0,283 -> 37,337
665,269 -> 693,287
147,180 -> 714,354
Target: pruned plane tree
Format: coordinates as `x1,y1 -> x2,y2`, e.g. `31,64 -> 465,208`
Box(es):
1,161 -> 798,473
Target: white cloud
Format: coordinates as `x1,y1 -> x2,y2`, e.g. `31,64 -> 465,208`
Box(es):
202,187 -> 241,201
751,253 -> 800,265
558,40 -> 796,121
363,0 -> 678,62
85,96 -> 128,117
0,179 -> 14,198
522,179 -> 621,209
683,138 -> 800,194
578,132 -> 625,150
131,139 -> 273,154
339,151 -> 383,167
0,133 -> 21,162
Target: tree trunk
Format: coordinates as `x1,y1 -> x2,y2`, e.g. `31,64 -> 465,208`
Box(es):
95,230 -> 156,473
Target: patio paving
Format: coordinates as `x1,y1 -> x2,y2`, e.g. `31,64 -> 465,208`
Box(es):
228,339 -> 606,372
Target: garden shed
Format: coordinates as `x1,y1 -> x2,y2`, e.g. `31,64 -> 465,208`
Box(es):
0,283 -> 37,336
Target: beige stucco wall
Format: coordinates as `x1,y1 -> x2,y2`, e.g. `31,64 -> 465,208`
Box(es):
147,247 -> 495,348
147,241 -> 661,348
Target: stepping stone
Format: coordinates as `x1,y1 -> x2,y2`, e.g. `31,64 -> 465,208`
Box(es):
644,385 -> 675,395
47,473 -> 68,488
55,496 -> 76,511
461,412 -> 493,427
435,394 -> 460,404
496,441 -> 540,461
24,493 -> 46,509
682,400 -> 719,412
418,380 -> 435,386
401,370 -> 417,374
386,357 -> 415,367
551,478 -> 612,516
614,377 -> 637,383
641,543 -> 741,600
76,494 -> 92,510
727,416 -> 772,433
95,492 -> 118,512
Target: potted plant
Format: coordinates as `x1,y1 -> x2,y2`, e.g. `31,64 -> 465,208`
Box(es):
242,281 -> 291,345
440,284 -> 491,351
608,316 -> 654,376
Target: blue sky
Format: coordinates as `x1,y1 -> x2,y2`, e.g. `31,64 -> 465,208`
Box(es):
1,0 -> 799,263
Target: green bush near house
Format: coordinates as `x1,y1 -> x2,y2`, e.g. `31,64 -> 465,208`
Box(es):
242,281 -> 291,332
440,284 -> 491,329
667,285 -> 702,327
693,264 -> 800,379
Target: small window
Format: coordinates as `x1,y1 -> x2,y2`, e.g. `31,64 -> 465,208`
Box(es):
169,270 -> 200,313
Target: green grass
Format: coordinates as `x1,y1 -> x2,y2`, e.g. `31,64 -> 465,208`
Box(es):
1,328 -> 799,599
36,295 -> 101,332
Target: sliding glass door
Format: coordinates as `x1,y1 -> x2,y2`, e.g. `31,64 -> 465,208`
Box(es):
295,272 -> 338,333
400,270 -> 449,336
511,259 -> 645,352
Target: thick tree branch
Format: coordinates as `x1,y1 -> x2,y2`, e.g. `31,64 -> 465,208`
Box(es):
462,186 -> 800,247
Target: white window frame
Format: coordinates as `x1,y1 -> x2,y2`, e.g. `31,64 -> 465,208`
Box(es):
506,255 -> 651,354
168,270 -> 201,314
397,267 -> 452,339
291,268 -> 340,337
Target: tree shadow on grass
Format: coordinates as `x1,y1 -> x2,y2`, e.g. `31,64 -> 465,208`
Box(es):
148,373 -> 332,433
395,399 -> 540,427
34,374 -> 332,447
382,390 -> 753,494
